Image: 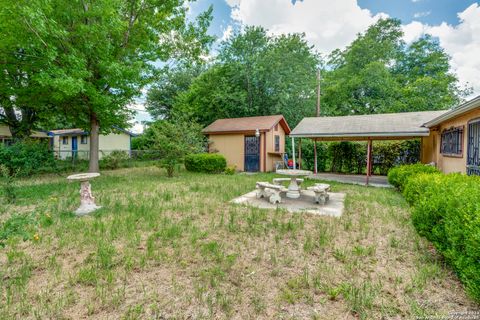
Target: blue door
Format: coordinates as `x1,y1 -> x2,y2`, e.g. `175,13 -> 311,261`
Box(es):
71,136 -> 78,158
244,136 -> 260,172
467,119 -> 480,175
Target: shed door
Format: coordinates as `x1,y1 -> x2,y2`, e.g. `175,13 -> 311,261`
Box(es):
244,136 -> 260,172
71,136 -> 78,158
467,119 -> 480,175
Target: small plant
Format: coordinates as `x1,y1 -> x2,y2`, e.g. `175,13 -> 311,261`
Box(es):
100,150 -> 129,170
224,165 -> 236,175
0,164 -> 17,204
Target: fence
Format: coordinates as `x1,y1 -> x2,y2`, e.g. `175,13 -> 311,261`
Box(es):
52,150 -> 163,170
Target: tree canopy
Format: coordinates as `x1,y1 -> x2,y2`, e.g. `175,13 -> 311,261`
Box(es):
148,26 -> 320,127
321,19 -> 470,116
0,0 -> 213,171
147,19 -> 470,129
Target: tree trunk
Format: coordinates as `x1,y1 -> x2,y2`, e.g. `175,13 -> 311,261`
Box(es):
88,112 -> 100,173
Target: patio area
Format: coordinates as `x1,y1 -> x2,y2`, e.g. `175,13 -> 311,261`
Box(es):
231,189 -> 345,217
309,173 -> 391,188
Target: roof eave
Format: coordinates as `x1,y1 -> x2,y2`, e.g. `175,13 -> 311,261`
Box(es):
289,131 -> 431,138
423,95 -> 480,128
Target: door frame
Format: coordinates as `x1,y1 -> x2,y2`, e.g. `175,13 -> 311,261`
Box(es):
71,136 -> 78,158
244,135 -> 260,172
467,117 -> 480,175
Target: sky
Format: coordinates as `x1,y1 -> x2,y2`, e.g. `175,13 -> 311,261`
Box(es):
131,0 -> 480,132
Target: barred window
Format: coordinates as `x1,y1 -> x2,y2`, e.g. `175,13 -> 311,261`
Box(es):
274,135 -> 280,152
441,127 -> 463,156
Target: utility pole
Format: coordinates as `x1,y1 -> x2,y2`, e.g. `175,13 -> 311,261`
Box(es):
316,68 -> 321,117
314,68 -> 321,174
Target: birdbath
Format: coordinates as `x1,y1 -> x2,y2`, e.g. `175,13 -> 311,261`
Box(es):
276,169 -> 312,199
67,172 -> 101,216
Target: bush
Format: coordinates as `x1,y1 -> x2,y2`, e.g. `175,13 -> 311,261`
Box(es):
184,153 -> 227,173
387,163 -> 440,190
224,165 -> 236,175
0,141 -> 55,176
0,164 -> 17,204
402,173 -> 480,302
100,150 -> 129,170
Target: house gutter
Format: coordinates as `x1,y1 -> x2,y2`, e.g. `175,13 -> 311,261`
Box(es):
289,131 -> 431,138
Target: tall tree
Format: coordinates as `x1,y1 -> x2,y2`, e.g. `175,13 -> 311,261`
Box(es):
322,18 -> 469,116
1,0 -> 213,172
0,0 -> 58,140
170,26 -> 319,127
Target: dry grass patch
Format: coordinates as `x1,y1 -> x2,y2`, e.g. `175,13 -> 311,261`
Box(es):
0,167 -> 477,319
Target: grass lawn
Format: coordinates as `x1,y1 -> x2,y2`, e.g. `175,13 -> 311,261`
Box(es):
0,167 -> 477,319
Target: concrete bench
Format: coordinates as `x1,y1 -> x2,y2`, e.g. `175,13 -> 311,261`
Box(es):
256,182 -> 288,204
307,183 -> 331,205
273,178 -> 304,186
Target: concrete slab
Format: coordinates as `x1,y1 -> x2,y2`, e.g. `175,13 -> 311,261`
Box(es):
231,190 -> 345,217
309,173 -> 392,188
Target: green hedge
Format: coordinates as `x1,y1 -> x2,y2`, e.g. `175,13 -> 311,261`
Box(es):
184,153 -> 227,173
387,163 -> 440,190
0,141 -> 55,176
400,168 -> 480,302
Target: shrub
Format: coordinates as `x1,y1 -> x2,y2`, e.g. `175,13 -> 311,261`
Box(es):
224,165 -> 236,175
0,164 -> 17,204
0,141 -> 55,176
100,150 -> 129,170
184,153 -> 227,173
403,173 -> 480,302
387,163 -> 440,190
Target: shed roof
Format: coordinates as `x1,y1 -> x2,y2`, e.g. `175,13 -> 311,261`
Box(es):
202,115 -> 291,134
290,110 -> 448,139
423,95 -> 480,128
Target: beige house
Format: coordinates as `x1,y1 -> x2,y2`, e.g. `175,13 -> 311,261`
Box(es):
0,125 -> 49,145
422,95 -> 480,175
202,115 -> 291,172
49,127 -> 136,160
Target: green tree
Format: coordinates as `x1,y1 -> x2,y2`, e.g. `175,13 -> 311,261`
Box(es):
322,18 -> 469,116
146,64 -> 204,120
1,0 -> 213,172
169,26 -> 319,127
146,119 -> 205,177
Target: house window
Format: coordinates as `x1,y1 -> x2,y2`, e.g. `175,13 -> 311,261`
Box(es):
81,135 -> 88,144
440,126 -> 463,156
274,135 -> 280,152
62,136 -> 68,145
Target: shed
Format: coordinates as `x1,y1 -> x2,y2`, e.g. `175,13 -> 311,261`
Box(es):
202,115 -> 291,172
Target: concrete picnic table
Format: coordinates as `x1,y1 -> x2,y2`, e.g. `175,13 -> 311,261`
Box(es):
275,169 -> 312,199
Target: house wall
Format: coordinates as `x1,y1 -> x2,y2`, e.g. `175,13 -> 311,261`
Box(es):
422,108 -> 480,174
208,134 -> 246,171
207,124 -> 286,172
265,124 -> 285,171
53,133 -> 131,160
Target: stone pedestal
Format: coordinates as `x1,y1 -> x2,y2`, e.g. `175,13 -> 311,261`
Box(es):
67,173 -> 101,216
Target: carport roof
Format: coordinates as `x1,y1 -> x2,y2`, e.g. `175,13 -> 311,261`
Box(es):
290,110 -> 448,139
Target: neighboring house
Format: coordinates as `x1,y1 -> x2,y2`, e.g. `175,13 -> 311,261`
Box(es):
202,115 -> 291,172
48,127 -> 136,160
422,95 -> 480,175
0,125 -> 49,145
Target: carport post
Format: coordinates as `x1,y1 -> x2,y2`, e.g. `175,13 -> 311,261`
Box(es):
291,137 -> 296,169
366,139 -> 372,185
314,139 -> 318,174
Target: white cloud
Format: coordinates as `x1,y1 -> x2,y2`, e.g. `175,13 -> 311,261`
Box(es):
403,3 -> 480,96
411,0 -> 423,3
413,11 -> 431,18
227,0 -> 480,97
221,25 -> 234,41
225,0 -> 389,53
